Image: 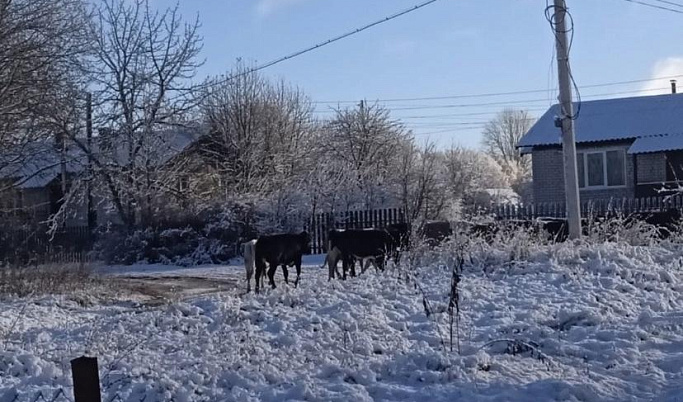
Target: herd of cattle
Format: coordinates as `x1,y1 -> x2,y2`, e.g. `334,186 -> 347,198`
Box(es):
241,209 -> 682,293
242,223 -> 414,293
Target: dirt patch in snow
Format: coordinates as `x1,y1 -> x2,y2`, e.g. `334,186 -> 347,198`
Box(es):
113,275 -> 244,303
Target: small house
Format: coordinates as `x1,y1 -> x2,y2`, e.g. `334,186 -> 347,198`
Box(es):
519,90 -> 683,204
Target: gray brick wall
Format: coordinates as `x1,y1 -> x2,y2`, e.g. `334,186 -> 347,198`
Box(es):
532,148 -> 566,204
636,153 -> 666,183
532,144 -> 635,204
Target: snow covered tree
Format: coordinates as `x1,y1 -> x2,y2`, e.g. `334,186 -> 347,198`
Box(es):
323,101 -> 412,210
482,109 -> 534,200
201,62 -> 315,199
443,146 -> 508,206
395,141 -> 449,221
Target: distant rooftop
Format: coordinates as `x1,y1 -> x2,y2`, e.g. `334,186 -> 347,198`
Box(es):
0,129 -> 201,189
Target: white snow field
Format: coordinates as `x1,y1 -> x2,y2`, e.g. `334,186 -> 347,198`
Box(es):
2,242 -> 683,401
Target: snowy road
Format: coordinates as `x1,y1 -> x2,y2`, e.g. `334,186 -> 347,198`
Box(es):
2,244 -> 683,401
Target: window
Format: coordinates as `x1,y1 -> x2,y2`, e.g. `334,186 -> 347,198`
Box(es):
606,150 -> 625,186
587,153 -> 605,186
576,149 -> 626,189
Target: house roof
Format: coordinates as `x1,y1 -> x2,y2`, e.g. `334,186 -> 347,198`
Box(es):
0,129 -> 201,189
628,133 -> 683,154
518,93 -> 683,148
0,141 -> 88,189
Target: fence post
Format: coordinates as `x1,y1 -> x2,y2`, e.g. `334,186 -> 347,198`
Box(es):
71,356 -> 101,402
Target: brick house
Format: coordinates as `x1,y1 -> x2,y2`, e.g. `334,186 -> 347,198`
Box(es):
518,92 -> 683,204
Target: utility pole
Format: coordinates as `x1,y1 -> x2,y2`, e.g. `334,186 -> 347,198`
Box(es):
552,0 -> 581,239
86,92 -> 96,232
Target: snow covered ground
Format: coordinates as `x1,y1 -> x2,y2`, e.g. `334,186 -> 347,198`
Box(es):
2,242 -> 683,401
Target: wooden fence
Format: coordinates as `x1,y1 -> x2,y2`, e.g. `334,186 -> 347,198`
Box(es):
0,226 -> 94,265
486,194 -> 683,220
305,208 -> 407,254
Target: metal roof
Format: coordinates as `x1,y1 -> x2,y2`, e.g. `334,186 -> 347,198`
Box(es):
518,93 -> 683,148
628,133 -> 683,154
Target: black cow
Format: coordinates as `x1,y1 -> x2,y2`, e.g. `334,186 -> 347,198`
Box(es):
253,232 -> 311,293
623,209 -> 681,239
327,229 -> 395,280
384,222 -> 411,264
385,222 -> 411,248
419,220 -> 453,247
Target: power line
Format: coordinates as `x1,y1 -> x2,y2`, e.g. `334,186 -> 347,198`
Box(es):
620,0 -> 683,13
412,127 -> 483,137
205,0 -> 441,89
652,0 -> 683,8
312,74 -> 683,104
312,87 -> 671,113
398,109 -> 550,119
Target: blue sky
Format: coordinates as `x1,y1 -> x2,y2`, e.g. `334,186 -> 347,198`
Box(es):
150,0 -> 683,148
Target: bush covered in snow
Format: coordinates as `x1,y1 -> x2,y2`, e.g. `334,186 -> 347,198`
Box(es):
95,200 -> 310,266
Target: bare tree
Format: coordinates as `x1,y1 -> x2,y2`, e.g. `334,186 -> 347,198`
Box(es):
0,0 -> 91,178
201,62 -> 315,199
481,109 -> 534,178
0,0 -> 93,228
395,141 -> 448,221
67,0 -> 204,227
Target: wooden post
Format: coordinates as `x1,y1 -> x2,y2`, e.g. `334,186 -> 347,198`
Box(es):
71,356 -> 101,402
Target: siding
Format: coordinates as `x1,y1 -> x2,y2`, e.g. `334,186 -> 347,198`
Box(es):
532,148 -> 566,204
532,144 -> 635,204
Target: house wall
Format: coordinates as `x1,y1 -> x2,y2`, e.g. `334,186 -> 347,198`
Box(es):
532,143 -> 634,204
636,153 -> 666,183
532,148 -> 566,204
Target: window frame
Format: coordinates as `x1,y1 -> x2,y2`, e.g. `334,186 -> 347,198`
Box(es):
576,148 -> 627,191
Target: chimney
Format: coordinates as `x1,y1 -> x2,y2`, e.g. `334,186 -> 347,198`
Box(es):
672,79 -> 677,94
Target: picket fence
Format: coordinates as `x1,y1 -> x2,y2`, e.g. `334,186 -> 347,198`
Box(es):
0,226 -> 94,265
486,194 -> 683,220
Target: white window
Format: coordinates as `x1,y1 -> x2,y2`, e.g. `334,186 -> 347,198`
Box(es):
576,149 -> 626,189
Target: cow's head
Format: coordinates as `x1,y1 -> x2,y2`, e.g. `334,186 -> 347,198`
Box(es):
299,231 -> 312,254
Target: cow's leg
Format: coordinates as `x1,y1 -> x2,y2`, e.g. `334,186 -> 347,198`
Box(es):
328,248 -> 342,281
282,264 -> 289,284
294,256 -> 302,287
350,257 -> 357,277
327,251 -> 336,281
361,258 -> 373,274
255,260 -> 265,294
341,255 -> 349,280
376,255 -> 386,272
267,260 -> 278,289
